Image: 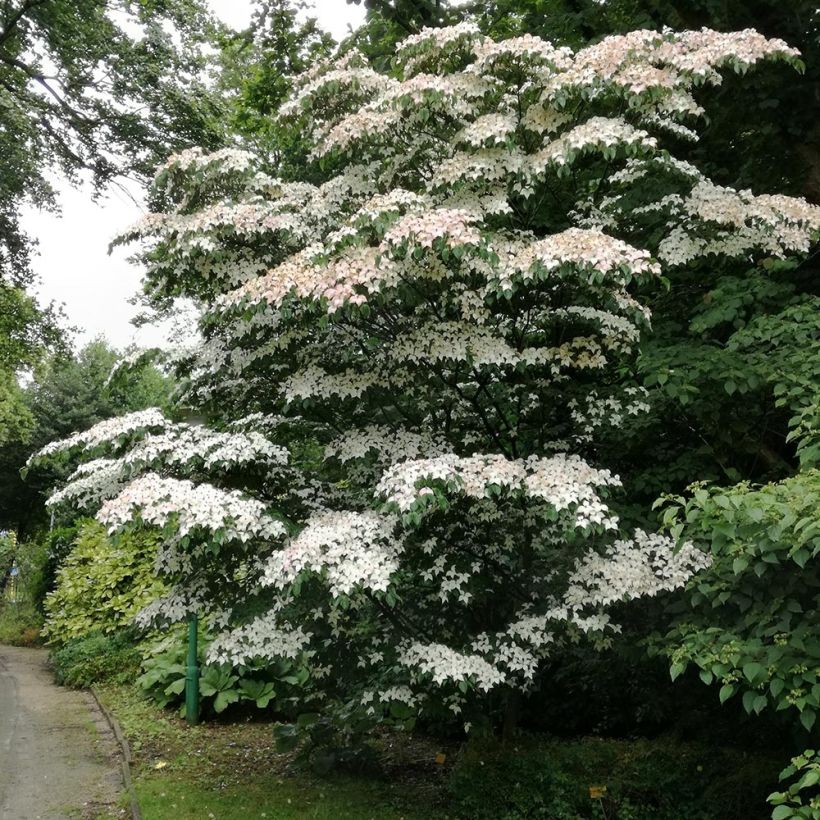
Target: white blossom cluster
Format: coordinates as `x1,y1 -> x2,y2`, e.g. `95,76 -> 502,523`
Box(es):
325,426 -> 450,465
507,228 -> 660,285
283,365 -> 381,402
30,408 -> 168,463
207,609 -> 312,666
657,181 -> 820,265
43,421 -> 289,512
563,530 -> 712,613
376,453 -> 620,529
97,473 -> 287,543
569,387 -> 651,441
124,426 -> 288,472
133,578 -> 209,627
399,641 -> 506,692
263,511 -> 400,595
46,458 -> 126,510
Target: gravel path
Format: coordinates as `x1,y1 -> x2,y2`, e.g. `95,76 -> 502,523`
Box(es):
0,645 -> 124,819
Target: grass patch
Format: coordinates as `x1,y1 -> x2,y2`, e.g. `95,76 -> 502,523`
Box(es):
97,685 -> 445,820
135,775 -> 428,819
96,684 -> 789,820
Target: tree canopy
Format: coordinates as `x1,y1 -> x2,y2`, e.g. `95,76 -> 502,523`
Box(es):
0,0 -> 229,285
33,20 -> 820,745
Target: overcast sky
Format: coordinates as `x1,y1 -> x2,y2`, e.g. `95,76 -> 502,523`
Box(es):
21,0 -> 365,351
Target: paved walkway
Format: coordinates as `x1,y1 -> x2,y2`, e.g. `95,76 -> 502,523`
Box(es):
0,645 -> 123,819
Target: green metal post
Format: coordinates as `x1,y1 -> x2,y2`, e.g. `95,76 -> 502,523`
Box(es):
185,613 -> 200,725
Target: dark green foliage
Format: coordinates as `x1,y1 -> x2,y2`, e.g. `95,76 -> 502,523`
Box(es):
273,706 -> 383,776
448,734 -> 785,820
0,338 -> 171,535
29,522 -> 80,613
51,630 -> 143,688
219,0 -> 333,163
0,533 -> 46,645
0,528 -> 13,580
768,749 -> 820,819
657,472 -> 820,735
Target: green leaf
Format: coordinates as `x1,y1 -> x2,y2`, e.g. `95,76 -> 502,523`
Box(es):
797,770 -> 820,790
800,709 -> 816,732
273,724 -> 299,753
719,684 -> 736,704
164,678 -> 186,696
771,806 -> 794,820
213,689 -> 239,713
743,662 -> 764,683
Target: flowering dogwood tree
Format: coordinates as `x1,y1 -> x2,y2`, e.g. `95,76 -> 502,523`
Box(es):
35,24 -> 820,732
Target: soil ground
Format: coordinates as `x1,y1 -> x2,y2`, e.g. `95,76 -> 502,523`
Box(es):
0,645 -> 124,819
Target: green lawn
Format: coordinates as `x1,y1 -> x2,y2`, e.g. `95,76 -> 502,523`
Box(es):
97,684 -> 786,820
98,685 -> 447,820
135,775 -> 432,820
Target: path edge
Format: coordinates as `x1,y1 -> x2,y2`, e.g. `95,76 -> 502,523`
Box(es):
89,686 -> 142,820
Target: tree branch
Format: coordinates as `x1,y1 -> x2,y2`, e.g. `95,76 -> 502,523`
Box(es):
0,0 -> 48,48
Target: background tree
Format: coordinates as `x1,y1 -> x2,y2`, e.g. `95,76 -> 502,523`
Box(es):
219,0 -> 333,161
0,0 -> 229,285
0,338 -> 170,535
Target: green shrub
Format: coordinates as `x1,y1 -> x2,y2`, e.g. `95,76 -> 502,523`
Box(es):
657,473 -> 820,735
768,749 -> 820,820
43,520 -> 165,643
30,523 -> 81,612
448,734 -> 783,820
0,533 -> 47,645
0,530 -> 14,580
0,600 -> 43,646
51,630 -> 142,688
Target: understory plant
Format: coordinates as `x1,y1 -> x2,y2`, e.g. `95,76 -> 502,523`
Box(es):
30,23 -> 820,741
51,630 -> 143,687
43,520 -> 165,643
768,749 -> 820,819
137,629 -> 310,716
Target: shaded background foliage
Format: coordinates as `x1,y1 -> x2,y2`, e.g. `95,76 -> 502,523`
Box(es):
0,339 -> 170,536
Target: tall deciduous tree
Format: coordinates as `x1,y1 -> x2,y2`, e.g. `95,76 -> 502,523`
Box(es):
34,25 -> 818,738
0,0 -> 227,285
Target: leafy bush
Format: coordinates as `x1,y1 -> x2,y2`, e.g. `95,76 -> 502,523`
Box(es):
51,630 -> 142,688
0,529 -> 14,581
657,472 -> 820,734
448,734 -> 784,820
0,533 -> 47,646
273,705 -> 383,776
768,750 -> 820,820
43,520 -> 165,643
0,600 -> 42,646
137,630 -> 310,717
29,523 -> 81,612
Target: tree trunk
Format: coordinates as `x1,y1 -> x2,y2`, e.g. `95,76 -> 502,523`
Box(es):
501,689 -> 521,744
